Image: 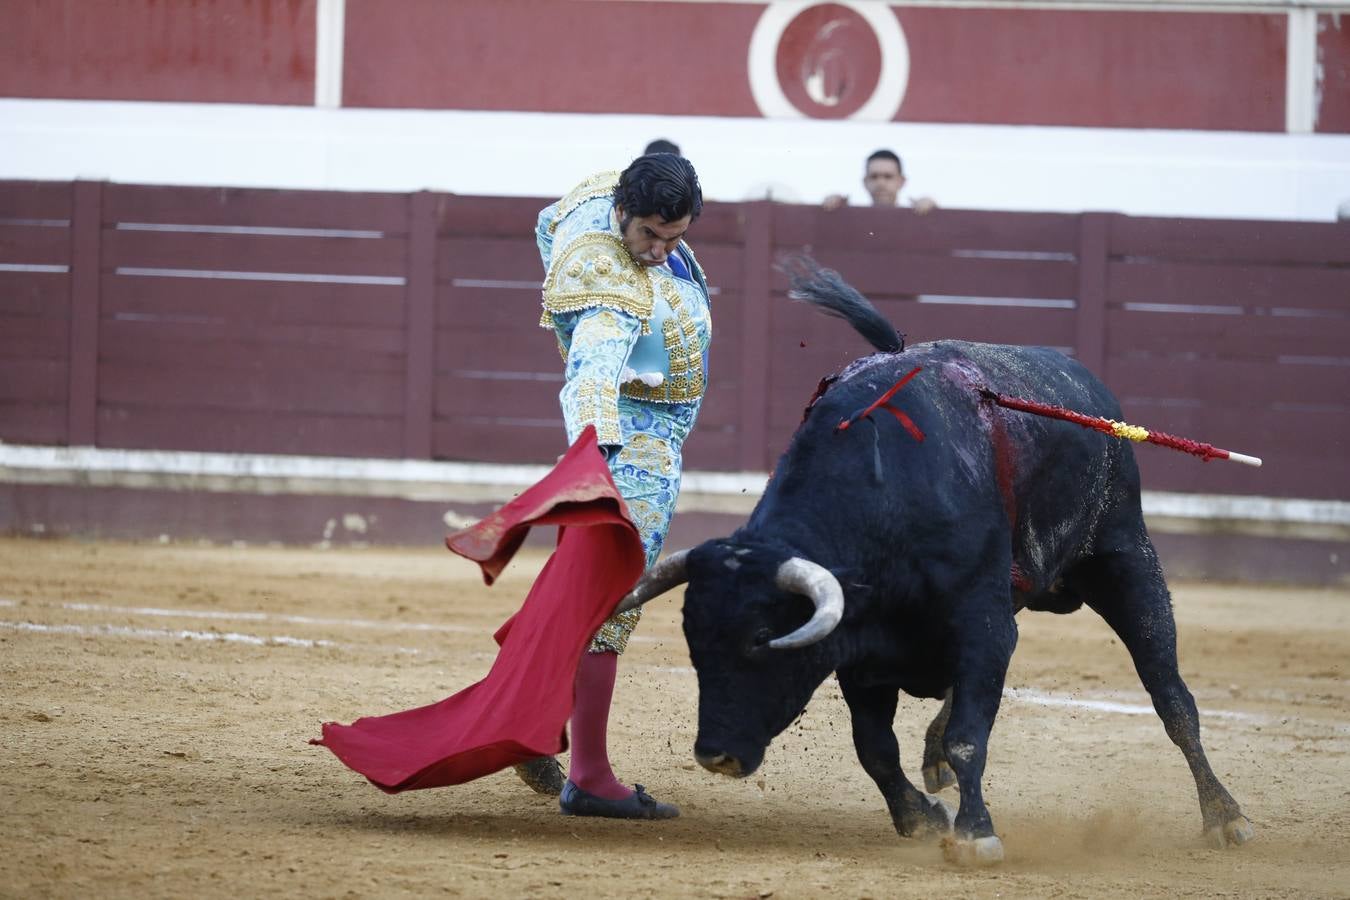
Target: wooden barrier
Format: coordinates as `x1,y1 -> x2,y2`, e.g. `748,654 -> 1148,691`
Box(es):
2,180 -> 1347,504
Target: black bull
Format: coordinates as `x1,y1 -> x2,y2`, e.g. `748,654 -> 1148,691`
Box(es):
618,259 -> 1253,865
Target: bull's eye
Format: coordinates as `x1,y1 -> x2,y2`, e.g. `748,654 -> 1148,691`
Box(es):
745,627 -> 775,657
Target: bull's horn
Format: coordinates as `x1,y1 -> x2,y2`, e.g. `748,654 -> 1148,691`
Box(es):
768,558 -> 845,649
613,549 -> 691,614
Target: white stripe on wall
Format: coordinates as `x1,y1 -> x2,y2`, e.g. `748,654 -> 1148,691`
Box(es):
1286,8 -> 1319,134
314,0 -> 347,109
3,99 -> 1348,222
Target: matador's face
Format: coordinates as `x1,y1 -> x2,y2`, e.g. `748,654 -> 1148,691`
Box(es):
617,207 -> 692,267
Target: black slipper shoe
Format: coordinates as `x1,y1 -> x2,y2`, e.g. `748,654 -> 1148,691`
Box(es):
559,781 -> 680,819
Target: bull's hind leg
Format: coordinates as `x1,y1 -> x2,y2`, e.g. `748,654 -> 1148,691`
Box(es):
837,672 -> 953,839
922,690 -> 957,793
1076,541 -> 1254,848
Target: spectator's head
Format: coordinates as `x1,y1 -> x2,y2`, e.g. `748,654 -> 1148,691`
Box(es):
863,149 -> 905,207
1338,198 -> 1350,222
614,153 -> 702,267
644,138 -> 681,156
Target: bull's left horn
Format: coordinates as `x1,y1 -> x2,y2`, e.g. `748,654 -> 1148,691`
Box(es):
613,549 -> 691,614
768,558 -> 845,649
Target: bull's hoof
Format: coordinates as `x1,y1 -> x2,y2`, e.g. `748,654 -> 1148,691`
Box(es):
901,793 -> 955,838
923,760 -> 957,793
695,751 -> 745,778
941,834 -> 1004,867
1204,816 -> 1255,848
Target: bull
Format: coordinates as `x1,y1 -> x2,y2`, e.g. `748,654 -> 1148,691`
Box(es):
617,258 -> 1253,865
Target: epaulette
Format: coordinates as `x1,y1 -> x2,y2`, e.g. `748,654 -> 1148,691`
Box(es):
548,170 -> 621,234
540,232 -> 654,334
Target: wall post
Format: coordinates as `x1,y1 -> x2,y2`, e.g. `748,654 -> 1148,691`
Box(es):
403,190 -> 438,459
67,180 -> 103,446
737,200 -> 772,472
1075,212 -> 1110,377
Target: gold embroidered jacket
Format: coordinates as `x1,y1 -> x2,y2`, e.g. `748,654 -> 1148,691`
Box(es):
535,171 -> 712,447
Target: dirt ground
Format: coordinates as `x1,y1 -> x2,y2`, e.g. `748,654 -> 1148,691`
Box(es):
1,536 -> 1347,899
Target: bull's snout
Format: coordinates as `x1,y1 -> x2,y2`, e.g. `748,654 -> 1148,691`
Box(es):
695,749 -> 746,778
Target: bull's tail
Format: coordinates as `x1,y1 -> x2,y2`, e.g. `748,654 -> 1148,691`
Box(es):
780,254 -> 903,354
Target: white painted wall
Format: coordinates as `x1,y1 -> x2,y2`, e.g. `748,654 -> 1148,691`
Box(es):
3,98 -> 1349,221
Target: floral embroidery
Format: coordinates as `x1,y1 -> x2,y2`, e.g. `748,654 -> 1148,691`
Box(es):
560,308 -> 641,447
588,422 -> 694,653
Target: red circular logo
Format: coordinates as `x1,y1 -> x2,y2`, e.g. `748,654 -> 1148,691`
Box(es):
774,3 -> 883,120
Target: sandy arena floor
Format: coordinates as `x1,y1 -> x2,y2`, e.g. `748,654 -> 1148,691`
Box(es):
1,536 -> 1347,898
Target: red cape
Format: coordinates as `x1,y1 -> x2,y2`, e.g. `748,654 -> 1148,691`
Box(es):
311,426 -> 646,793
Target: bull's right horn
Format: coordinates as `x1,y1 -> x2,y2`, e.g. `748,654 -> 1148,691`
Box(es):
613,549 -> 691,614
768,558 -> 844,649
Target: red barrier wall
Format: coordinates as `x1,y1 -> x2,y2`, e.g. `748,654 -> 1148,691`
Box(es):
3,180 -> 1348,503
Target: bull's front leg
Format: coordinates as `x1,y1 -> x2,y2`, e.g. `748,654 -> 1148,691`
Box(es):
837,672 -> 953,839
940,595 -> 1018,866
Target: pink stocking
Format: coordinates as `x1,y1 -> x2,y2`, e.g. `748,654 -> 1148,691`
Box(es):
566,650 -> 631,800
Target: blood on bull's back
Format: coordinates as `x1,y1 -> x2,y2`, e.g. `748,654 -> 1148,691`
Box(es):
767,338 -> 1138,598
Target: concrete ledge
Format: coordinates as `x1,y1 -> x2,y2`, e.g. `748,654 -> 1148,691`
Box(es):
0,443 -> 765,513
3,443 -> 1347,584
3,443 -> 1347,538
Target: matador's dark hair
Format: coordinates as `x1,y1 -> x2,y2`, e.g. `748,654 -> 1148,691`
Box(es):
614,153 -> 703,224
